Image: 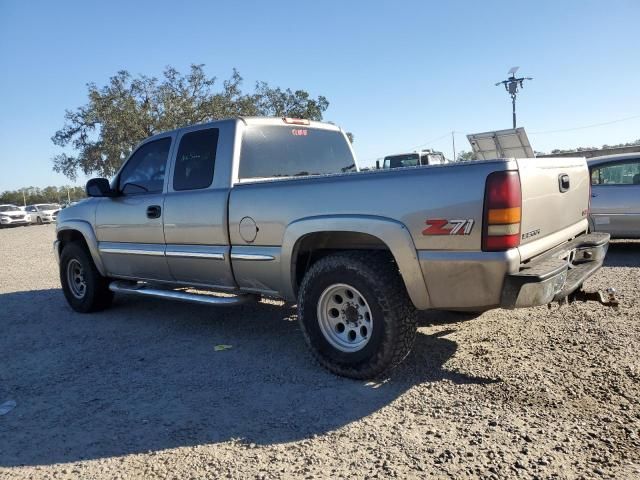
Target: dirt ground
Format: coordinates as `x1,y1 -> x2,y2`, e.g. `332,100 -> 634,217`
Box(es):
0,224 -> 638,479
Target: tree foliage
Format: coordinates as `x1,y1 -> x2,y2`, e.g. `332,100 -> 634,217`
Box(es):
456,150 -> 475,162
547,138 -> 640,155
52,65 -> 330,180
0,185 -> 85,206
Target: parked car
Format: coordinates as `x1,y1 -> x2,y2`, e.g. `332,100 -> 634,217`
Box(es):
55,117 -> 610,379
588,153 -> 640,238
0,204 -> 31,227
26,203 -> 61,224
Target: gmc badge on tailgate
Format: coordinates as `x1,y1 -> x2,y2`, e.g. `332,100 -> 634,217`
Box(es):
422,219 -> 475,236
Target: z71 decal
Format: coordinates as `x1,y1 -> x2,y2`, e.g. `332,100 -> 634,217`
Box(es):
422,219 -> 475,236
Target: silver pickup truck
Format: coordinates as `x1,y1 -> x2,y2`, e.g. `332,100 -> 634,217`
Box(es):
55,117 -> 610,378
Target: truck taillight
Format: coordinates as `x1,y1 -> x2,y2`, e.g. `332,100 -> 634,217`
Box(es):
482,171 -> 522,251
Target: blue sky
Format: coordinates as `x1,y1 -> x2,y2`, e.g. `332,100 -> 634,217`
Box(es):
1,0 -> 639,191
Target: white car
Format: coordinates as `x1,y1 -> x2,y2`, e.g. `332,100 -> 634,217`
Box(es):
0,204 -> 31,227
25,203 -> 61,224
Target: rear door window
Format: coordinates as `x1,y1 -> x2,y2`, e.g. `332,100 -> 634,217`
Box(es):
239,126 -> 355,179
173,128 -> 219,191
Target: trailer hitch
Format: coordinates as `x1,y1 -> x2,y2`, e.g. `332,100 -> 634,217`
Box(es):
557,287 -> 619,309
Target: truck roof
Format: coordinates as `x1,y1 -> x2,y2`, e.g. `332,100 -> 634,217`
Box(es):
141,117 -> 342,143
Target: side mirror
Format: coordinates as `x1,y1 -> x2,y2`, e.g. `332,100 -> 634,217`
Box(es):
86,178 -> 116,197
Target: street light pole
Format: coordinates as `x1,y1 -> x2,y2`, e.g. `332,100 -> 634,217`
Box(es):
495,67 -> 533,129
452,131 -> 456,161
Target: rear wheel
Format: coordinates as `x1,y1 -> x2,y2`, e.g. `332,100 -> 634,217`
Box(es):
60,242 -> 113,312
298,252 -> 417,379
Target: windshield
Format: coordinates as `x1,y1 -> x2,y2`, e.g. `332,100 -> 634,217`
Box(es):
0,205 -> 19,212
239,126 -> 356,179
383,154 -> 420,169
37,204 -> 59,210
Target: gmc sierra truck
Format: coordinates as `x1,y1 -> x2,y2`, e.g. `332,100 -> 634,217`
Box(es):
55,117 -> 611,379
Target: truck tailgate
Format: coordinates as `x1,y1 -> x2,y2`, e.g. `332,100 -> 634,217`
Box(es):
516,157 -> 590,261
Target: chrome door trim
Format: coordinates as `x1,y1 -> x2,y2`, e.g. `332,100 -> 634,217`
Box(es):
100,248 -> 163,256
99,243 -> 165,256
165,244 -> 227,260
165,251 -> 225,260
230,253 -> 275,261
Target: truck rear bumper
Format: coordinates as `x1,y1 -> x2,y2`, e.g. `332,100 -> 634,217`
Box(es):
500,232 -> 609,308
417,232 -> 609,310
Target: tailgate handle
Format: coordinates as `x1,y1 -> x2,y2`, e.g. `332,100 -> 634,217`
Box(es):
558,174 -> 570,193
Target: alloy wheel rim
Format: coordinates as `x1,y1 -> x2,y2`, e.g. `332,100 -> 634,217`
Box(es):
66,258 -> 87,299
317,283 -> 373,353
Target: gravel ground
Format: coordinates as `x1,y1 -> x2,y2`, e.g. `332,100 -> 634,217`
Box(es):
0,224 -> 638,479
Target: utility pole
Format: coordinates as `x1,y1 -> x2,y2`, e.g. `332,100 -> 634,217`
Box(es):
22,189 -> 26,207
451,131 -> 456,162
495,67 -> 533,129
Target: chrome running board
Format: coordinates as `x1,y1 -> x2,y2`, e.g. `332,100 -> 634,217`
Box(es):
109,281 -> 257,306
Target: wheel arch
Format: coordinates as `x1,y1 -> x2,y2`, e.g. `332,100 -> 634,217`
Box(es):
281,215 -> 431,309
56,221 -> 107,276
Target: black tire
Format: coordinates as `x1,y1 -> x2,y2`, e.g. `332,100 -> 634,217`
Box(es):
297,251 -> 417,379
36,216 -> 43,225
60,242 -> 113,313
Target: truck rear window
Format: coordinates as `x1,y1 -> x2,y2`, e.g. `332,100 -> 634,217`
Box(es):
239,126 -> 356,179
383,154 -> 419,169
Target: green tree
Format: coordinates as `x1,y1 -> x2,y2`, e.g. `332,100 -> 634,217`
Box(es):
52,64 -> 330,180
456,150 -> 475,162
0,185 -> 86,205
548,139 -> 640,155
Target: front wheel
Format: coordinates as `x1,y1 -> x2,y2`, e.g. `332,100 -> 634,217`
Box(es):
297,252 -> 417,379
60,242 -> 113,312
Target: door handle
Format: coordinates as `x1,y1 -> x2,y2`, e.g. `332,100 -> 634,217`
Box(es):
558,174 -> 570,193
591,193 -> 598,198
146,205 -> 161,219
